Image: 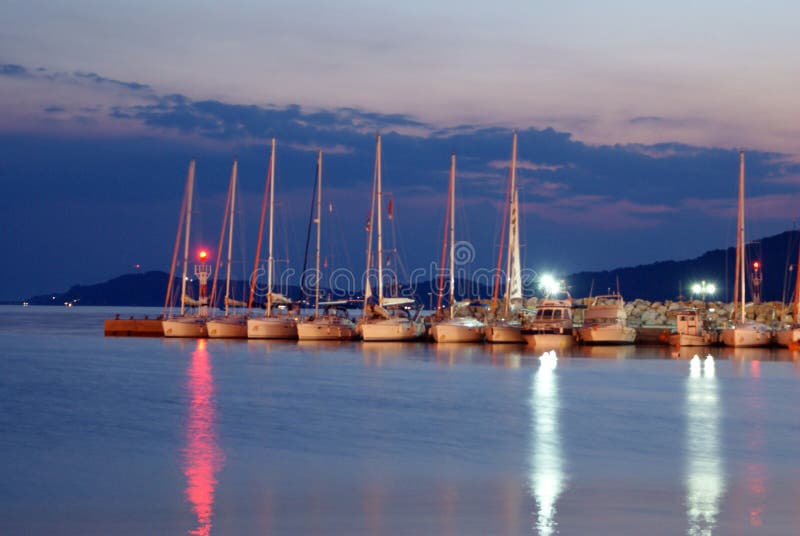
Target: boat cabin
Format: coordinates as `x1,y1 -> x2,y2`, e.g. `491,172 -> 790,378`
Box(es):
674,309 -> 704,336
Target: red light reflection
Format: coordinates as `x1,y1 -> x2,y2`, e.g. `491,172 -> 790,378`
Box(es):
184,339 -> 224,536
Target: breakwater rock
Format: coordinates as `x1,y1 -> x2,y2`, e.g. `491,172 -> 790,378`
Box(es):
524,297 -> 791,328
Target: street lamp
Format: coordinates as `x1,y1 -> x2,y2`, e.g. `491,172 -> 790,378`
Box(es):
691,280 -> 716,301
539,274 -> 562,297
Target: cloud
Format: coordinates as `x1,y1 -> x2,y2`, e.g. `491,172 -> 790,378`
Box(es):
762,174 -> 800,186
1,64 -> 27,76
629,116 -> 665,124
458,170 -> 504,181
0,64 -> 155,94
5,63 -> 800,302
72,71 -> 153,93
520,195 -> 676,229
488,158 -> 567,172
683,194 -> 800,222
519,178 -> 569,198
285,141 -> 354,155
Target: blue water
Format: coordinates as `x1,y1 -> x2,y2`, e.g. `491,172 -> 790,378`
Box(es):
2,306 -> 800,535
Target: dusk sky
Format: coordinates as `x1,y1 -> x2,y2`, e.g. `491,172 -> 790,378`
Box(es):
2,1 -> 800,300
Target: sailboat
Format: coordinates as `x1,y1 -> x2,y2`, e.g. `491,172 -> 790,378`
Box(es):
775,239 -> 800,347
207,160 -> 248,338
720,151 -> 772,347
163,160 -> 211,338
247,139 -> 299,339
296,151 -> 358,341
359,134 -> 425,342
430,153 -> 485,343
486,131 -> 525,343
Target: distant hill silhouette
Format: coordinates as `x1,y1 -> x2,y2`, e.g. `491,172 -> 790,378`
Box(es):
567,229 -> 799,302
25,230 -> 800,305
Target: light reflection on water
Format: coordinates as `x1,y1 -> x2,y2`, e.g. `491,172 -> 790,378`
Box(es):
183,339 -> 224,536
743,358 -> 767,529
7,307 -> 800,535
530,351 -> 565,536
686,355 -> 724,536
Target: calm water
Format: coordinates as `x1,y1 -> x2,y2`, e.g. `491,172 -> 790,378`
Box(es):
2,306 -> 800,535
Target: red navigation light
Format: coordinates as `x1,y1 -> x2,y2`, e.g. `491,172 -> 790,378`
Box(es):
753,261 -> 760,270
198,250 -> 208,262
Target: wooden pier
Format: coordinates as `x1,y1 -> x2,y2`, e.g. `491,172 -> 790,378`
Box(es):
104,317 -> 164,337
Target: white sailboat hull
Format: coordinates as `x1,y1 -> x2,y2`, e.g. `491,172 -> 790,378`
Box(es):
162,317 -> 208,338
361,319 -> 424,342
578,324 -> 636,345
207,317 -> 248,339
247,316 -> 298,339
485,324 -> 525,343
775,327 -> 800,348
297,317 -> 358,341
720,324 -> 772,347
431,320 -> 485,343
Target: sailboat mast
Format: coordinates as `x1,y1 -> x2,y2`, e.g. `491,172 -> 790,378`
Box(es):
435,168 -> 451,315
249,142 -> 272,311
449,153 -> 456,320
376,134 -> 384,305
164,163 -> 191,312
224,161 -> 237,316
180,160 -> 196,316
504,130 -> 518,315
266,139 -> 276,317
794,238 -> 800,321
210,176 -> 232,311
738,150 -> 746,323
491,139 -> 513,312
363,137 -> 378,314
314,150 -> 323,318
511,189 -> 521,302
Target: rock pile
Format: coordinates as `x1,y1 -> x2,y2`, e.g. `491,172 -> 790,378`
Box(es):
524,297 -> 792,328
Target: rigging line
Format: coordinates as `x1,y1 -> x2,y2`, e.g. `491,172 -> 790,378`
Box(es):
455,198 -> 472,299
234,177 -> 248,303
780,231 -> 793,306
249,144 -> 273,309
209,172 -> 233,311
164,168 -> 190,313
364,140 -> 378,311
492,162 -> 513,311
389,200 -> 410,285
301,158 -> 320,283
385,193 -> 409,289
278,200 -> 291,296
436,169 -> 452,314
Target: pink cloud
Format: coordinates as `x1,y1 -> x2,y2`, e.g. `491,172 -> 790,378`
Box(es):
518,195 -> 676,228
488,158 -> 568,172
285,142 -> 354,155
682,193 -> 800,221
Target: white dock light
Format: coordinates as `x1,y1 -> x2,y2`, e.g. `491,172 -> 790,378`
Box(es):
539,274 -> 561,296
690,281 -> 716,301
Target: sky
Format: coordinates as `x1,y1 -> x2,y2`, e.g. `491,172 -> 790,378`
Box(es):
1,1 -> 800,300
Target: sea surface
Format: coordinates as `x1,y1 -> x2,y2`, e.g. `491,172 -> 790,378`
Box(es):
2,306 -> 800,535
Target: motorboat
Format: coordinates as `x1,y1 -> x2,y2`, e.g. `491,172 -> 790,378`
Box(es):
576,293 -> 636,345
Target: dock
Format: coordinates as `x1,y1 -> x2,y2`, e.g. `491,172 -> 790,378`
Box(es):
104,317 -> 164,337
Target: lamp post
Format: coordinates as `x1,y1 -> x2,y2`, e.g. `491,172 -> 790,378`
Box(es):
691,281 -> 716,302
